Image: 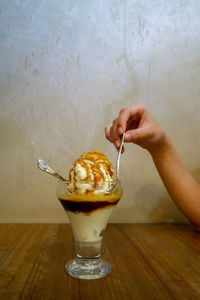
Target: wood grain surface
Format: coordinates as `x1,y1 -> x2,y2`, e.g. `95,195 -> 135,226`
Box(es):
0,224 -> 199,300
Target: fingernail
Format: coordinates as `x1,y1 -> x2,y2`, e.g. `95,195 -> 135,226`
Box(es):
115,140 -> 120,148
125,133 -> 132,142
118,127 -> 123,135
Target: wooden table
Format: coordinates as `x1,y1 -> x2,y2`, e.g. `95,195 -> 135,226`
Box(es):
0,224 -> 200,299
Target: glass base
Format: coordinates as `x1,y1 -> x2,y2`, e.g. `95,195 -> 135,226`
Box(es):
65,257 -> 112,279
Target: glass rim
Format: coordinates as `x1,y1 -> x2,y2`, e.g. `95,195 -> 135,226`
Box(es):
58,180 -> 120,184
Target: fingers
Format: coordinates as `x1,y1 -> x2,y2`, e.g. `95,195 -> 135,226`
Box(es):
105,121 -> 120,147
125,128 -> 145,143
105,103 -> 148,150
117,103 -> 146,134
117,108 -> 131,134
105,125 -> 112,142
111,119 -> 121,149
105,124 -> 124,151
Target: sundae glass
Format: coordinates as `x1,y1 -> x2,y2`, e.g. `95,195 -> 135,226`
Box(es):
56,151 -> 122,279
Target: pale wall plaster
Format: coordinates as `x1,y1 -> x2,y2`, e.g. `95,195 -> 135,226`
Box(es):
0,0 -> 200,222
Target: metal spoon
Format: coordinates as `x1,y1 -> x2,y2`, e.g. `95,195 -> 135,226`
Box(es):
116,133 -> 125,181
37,159 -> 67,181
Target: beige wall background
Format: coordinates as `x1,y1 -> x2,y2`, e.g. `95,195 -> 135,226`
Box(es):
0,0 -> 200,223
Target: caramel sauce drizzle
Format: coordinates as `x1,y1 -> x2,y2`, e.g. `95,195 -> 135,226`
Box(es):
68,151 -> 114,183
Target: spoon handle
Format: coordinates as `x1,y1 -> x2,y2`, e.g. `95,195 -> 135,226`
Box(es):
37,159 -> 66,181
116,133 -> 125,181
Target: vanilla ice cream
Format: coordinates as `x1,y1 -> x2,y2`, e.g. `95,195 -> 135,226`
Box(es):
67,151 -> 114,194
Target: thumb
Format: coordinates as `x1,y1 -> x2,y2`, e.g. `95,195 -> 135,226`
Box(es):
124,128 -> 145,143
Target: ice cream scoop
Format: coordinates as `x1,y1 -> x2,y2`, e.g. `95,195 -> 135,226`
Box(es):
67,150 -> 114,194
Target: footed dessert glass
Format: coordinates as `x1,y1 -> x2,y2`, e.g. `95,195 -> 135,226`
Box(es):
57,180 -> 122,279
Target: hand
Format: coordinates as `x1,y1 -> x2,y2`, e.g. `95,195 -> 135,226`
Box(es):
105,103 -> 166,153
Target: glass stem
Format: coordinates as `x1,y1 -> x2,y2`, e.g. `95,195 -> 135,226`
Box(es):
75,239 -> 102,259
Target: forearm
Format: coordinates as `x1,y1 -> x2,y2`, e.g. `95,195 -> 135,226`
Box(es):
150,136 -> 200,229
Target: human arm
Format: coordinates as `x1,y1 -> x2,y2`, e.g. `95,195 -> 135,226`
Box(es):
151,136 -> 200,230
105,103 -> 200,230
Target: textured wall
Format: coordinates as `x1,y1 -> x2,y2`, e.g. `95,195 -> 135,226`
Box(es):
0,0 -> 200,223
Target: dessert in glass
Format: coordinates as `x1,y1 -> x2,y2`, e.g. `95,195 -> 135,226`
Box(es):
57,151 -> 122,279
